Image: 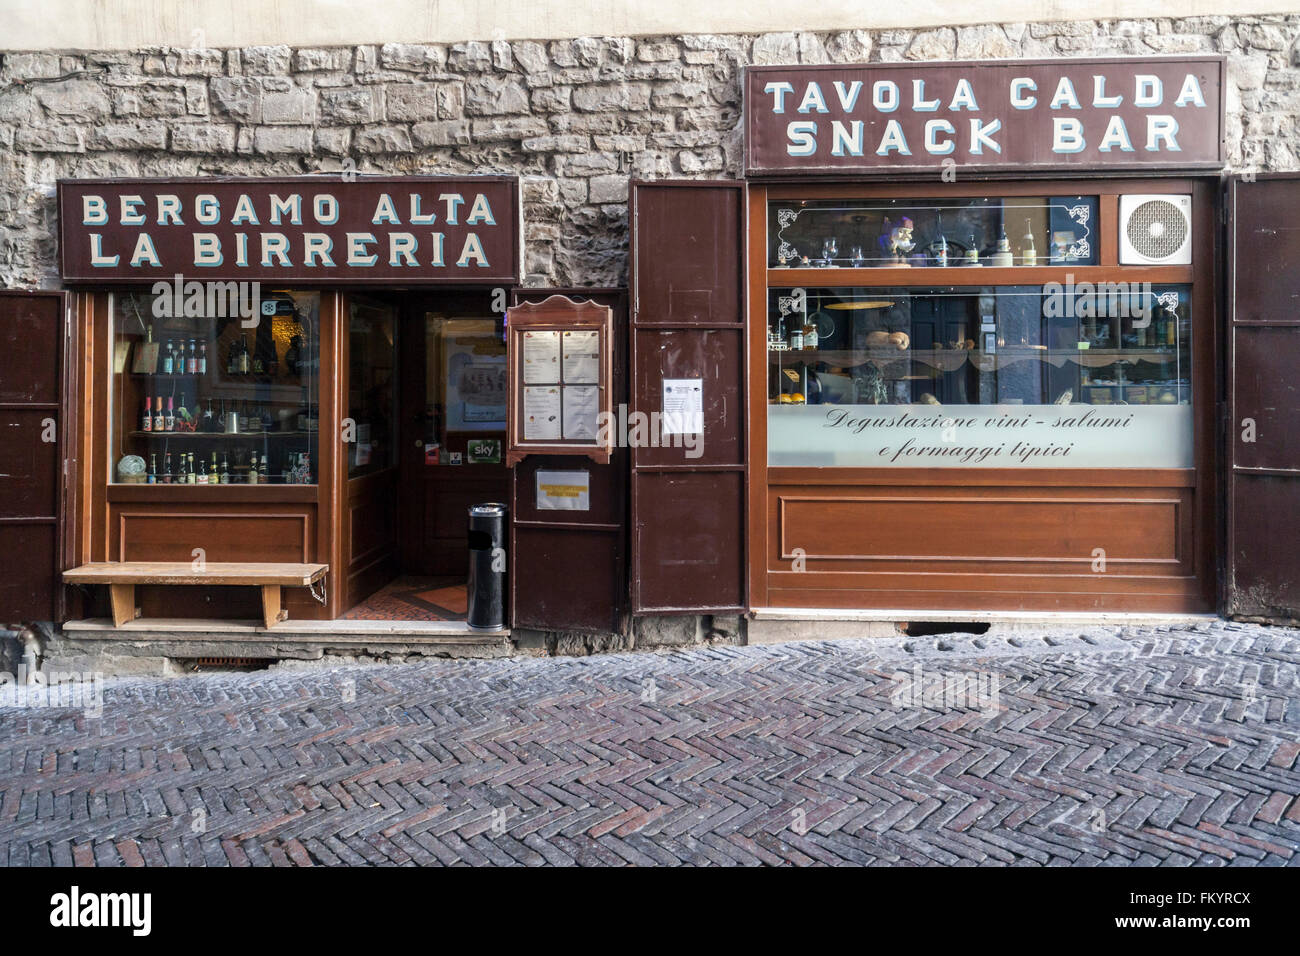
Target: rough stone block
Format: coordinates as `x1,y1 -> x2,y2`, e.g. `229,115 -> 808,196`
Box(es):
34,80 -> 111,122
464,76 -> 530,115
353,124 -> 413,153
412,119 -> 471,147
752,32 -> 799,65
171,124 -> 237,153
907,28 -> 958,60
240,45 -> 292,74
252,125 -> 312,154
210,77 -> 262,123
319,87 -> 379,124
572,82 -> 651,112
261,87 -> 315,124
88,123 -> 168,150
385,83 -> 442,122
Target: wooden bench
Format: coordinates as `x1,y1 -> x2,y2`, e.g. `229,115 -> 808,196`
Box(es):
63,562 -> 329,630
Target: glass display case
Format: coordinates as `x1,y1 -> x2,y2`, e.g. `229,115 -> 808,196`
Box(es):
767,284 -> 1192,468
768,196 -> 1099,269
110,290 -> 320,484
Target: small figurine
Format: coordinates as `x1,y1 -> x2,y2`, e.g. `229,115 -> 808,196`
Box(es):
878,216 -> 916,264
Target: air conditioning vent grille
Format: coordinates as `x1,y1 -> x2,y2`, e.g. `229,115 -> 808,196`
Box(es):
1125,199 -> 1189,260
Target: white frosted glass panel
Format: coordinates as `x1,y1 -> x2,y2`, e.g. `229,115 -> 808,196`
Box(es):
768,403 -> 1193,468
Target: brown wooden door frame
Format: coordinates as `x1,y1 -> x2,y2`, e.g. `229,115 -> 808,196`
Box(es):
1224,172 -> 1300,621
0,290 -> 71,623
747,176 -> 1218,613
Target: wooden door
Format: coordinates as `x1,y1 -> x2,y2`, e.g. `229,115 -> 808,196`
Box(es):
1225,174 -> 1300,621
0,292 -> 68,622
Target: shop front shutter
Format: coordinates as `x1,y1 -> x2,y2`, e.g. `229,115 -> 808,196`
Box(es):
629,181 -> 747,614
509,289 -> 629,634
1225,174 -> 1300,622
0,292 -> 69,622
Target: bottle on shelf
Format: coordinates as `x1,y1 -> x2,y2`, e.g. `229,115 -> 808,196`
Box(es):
965,235 -> 980,266
162,339 -> 174,375
259,452 -> 268,483
179,452 -> 190,483
152,397 -> 164,432
210,452 -> 219,485
197,456 -> 208,485
991,227 -> 1014,268
198,342 -> 207,375
238,334 -> 250,374
147,454 -> 157,484
141,395 -> 152,432
162,451 -> 173,484
164,395 -> 175,432
1021,218 -> 1038,266
220,454 -> 230,485
187,339 -> 198,375
248,451 -> 259,485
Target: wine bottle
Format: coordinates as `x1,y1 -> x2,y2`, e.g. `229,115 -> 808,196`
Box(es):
197,457 -> 207,484
188,453 -> 197,484
248,451 -> 259,485
198,342 -> 207,375
220,454 -> 230,484
164,395 -> 175,432
163,451 -> 173,484
142,396 -> 152,432
162,339 -> 174,375
147,453 -> 157,484
238,334 -> 250,374
153,397 -> 164,432
187,339 -> 198,375
179,452 -> 189,483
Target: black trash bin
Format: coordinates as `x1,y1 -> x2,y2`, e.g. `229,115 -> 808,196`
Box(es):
467,502 -> 508,631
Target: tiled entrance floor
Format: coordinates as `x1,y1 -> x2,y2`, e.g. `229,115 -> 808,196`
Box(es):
341,575 -> 467,622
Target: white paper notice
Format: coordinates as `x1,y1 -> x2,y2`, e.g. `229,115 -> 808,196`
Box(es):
536,470 -> 590,511
562,329 -> 600,384
662,378 -> 703,435
563,385 -> 600,440
522,386 -> 562,440
522,329 -> 561,384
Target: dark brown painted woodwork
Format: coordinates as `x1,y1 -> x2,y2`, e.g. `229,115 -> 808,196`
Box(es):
630,181 -> 747,614
510,288 -> 629,635
0,291 -> 68,621
1225,173 -> 1300,621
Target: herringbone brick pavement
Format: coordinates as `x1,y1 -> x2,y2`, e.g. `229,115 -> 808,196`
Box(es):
1,621 -> 1298,866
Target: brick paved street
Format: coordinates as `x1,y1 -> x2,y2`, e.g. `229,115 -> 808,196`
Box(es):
2,621 -> 1298,866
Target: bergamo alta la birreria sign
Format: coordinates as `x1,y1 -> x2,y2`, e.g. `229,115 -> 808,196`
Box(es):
745,56 -> 1225,176
57,176 -> 521,284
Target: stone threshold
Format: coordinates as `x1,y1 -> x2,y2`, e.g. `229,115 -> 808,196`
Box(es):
750,608 -> 1221,625
62,617 -> 510,644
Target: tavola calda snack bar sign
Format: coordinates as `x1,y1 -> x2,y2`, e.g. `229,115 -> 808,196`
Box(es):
58,176 -> 520,284
745,57 -> 1225,176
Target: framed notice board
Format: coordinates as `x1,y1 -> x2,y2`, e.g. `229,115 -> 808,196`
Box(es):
506,295 -> 614,465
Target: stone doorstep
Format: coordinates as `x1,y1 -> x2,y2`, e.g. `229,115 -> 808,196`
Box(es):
746,608 -> 1223,644
61,617 -> 510,645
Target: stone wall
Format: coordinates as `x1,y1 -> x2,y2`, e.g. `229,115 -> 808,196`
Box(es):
1,14 -> 1298,290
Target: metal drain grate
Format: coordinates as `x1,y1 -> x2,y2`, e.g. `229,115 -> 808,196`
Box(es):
189,657 -> 275,670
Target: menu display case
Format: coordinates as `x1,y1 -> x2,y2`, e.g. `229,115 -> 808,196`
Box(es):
110,290 -> 320,485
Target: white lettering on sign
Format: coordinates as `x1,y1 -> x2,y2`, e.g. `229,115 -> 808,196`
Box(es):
73,190 -> 499,272
768,68 -> 1212,161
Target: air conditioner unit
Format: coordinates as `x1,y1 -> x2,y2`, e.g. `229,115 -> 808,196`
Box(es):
1119,194 -> 1192,265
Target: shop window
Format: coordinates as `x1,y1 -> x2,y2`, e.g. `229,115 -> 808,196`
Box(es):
110,290 -> 320,484
767,284 -> 1192,468
423,314 -> 507,465
347,297 -> 397,478
768,196 -> 1099,269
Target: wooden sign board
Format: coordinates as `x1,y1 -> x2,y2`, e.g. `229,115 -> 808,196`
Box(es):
505,295 -> 613,466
